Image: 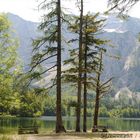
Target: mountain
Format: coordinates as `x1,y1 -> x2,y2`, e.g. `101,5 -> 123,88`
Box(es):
102,14 -> 140,93
7,13 -> 140,95
7,13 -> 39,70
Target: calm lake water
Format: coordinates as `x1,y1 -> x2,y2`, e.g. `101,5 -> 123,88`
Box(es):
1,116 -> 140,134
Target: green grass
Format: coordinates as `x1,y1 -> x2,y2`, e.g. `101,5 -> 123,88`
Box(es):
0,135 -> 27,140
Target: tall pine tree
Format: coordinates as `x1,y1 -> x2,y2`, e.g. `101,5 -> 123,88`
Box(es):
30,0 -> 66,133
77,0 -> 83,132
63,13 -> 108,132
92,48 -> 113,132
82,14 -> 107,132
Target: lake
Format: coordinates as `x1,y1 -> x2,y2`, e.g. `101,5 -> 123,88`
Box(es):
0,116 -> 140,134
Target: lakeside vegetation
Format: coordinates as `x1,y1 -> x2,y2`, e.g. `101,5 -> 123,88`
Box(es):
0,0 -> 140,134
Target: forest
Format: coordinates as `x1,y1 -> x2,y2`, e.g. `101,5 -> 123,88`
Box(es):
0,0 -> 140,133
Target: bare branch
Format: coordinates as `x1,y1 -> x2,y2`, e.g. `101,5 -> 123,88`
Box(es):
30,54 -> 57,72
100,77 -> 114,88
99,87 -> 112,99
40,64 -> 56,75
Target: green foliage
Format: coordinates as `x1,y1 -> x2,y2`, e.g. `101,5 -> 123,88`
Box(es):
109,108 -> 122,118
99,106 -> 110,117
44,96 -> 56,116
19,91 -> 46,117
44,86 -> 140,118
29,1 -> 58,87
29,0 -> 69,85
108,107 -> 140,118
0,14 -> 20,115
63,13 -> 108,88
0,14 -> 46,117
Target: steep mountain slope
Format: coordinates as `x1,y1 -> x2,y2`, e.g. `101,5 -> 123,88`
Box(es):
8,13 -> 39,70
102,14 -> 140,93
7,13 -> 140,94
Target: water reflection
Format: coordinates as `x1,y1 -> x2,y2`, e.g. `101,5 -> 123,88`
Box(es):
0,117 -> 140,134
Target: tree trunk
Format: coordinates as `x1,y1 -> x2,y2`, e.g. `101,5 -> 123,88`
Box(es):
92,88 -> 100,132
83,19 -> 88,132
83,62 -> 87,132
92,51 -> 103,132
76,0 -> 83,132
56,0 -> 66,133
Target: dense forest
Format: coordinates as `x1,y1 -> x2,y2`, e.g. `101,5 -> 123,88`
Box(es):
0,0 -> 140,133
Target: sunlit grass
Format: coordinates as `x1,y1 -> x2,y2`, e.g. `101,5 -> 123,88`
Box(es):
0,135 -> 27,140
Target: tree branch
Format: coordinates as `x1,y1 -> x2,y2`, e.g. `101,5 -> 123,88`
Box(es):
30,54 -> 57,72
100,77 -> 114,88
40,64 -> 57,75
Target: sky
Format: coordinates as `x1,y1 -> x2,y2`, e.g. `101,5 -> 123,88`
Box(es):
0,0 -> 140,22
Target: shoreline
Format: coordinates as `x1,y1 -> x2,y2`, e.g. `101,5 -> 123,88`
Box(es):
1,131 -> 140,140
27,132 -> 140,140
2,115 -> 140,120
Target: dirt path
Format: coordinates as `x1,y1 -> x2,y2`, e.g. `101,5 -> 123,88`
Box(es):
2,132 -> 140,140
28,135 -> 103,140
27,135 -> 140,140
27,132 -> 140,140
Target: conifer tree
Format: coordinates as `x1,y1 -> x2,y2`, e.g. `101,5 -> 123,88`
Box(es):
77,0 -> 83,132
63,0 -> 84,132
63,13 -> 108,132
82,14 -> 107,132
108,0 -> 139,14
56,0 -> 66,133
92,48 -> 113,132
30,0 -> 66,133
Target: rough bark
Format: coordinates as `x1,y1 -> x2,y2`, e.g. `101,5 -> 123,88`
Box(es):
56,0 -> 66,133
83,19 -> 88,132
76,0 -> 83,132
92,88 -> 100,132
83,51 -> 87,132
92,51 -> 103,132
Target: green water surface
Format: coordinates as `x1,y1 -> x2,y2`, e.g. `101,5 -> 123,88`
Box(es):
0,116 -> 140,134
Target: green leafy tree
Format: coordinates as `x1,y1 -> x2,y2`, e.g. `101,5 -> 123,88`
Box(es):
0,14 -> 20,115
19,91 -> 46,117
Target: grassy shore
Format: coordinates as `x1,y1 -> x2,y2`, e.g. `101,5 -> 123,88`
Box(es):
0,135 -> 27,140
